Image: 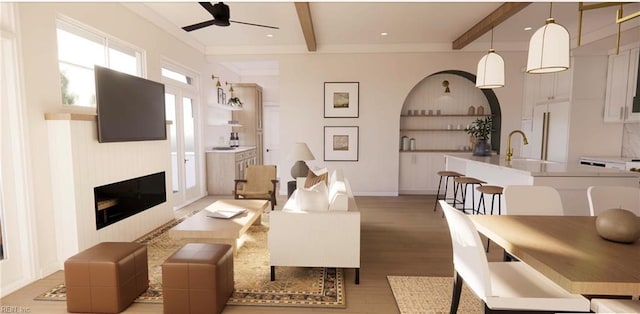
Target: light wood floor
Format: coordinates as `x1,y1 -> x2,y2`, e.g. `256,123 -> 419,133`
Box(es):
0,195 -> 502,313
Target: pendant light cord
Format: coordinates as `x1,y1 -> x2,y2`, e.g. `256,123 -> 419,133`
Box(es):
490,28 -> 494,50
549,2 -> 553,18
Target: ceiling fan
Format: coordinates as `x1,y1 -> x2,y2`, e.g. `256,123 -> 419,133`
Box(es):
182,2 -> 279,32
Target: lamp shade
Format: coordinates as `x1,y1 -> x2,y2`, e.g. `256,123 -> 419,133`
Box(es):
476,49 -> 505,89
289,142 -> 315,179
526,18 -> 570,74
290,142 -> 315,161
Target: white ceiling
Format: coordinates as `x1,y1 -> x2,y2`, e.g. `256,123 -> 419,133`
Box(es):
126,2 -> 640,73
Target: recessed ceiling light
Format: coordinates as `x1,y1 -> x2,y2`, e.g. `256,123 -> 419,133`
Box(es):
267,34 -> 273,38
524,27 -> 532,31
380,32 -> 388,36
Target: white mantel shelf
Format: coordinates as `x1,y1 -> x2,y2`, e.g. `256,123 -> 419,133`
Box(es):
447,154 -> 640,178
444,154 -> 640,216
45,112 -> 173,124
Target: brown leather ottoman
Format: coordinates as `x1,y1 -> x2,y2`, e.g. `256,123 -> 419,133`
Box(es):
64,242 -> 148,313
162,243 -> 234,314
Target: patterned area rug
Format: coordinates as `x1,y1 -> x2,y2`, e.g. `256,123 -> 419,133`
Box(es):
35,211 -> 345,308
387,276 -> 482,314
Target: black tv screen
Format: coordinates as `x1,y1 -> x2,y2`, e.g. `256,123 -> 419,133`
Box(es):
95,66 -> 166,143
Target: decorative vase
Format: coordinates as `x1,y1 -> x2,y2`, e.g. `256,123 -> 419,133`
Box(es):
472,139 -> 491,156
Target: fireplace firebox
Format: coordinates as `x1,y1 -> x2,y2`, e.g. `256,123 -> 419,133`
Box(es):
94,172 -> 166,230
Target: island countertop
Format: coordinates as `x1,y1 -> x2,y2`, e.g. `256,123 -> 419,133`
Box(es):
445,154 -> 640,178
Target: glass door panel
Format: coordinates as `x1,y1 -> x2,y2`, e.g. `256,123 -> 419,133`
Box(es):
182,97 -> 197,192
165,93 -> 180,197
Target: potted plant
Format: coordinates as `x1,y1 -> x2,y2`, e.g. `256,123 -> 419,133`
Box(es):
228,96 -> 243,108
465,116 -> 493,156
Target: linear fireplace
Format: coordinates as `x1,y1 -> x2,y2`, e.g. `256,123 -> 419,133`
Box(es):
94,172 -> 167,230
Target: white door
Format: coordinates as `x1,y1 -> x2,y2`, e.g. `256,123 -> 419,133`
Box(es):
165,86 -> 200,208
263,106 -> 280,165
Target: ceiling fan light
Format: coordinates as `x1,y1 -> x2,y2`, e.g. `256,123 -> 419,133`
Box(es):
476,49 -> 504,89
526,18 -> 570,74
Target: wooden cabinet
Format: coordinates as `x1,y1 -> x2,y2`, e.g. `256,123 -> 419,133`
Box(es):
206,148 -> 257,195
399,152 -> 445,195
232,83 -> 264,164
604,47 -> 640,123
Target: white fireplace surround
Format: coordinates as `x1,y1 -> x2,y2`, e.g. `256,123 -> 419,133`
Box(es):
46,113 -> 174,267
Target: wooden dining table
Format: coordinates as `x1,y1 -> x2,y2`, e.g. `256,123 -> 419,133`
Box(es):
469,215 -> 640,298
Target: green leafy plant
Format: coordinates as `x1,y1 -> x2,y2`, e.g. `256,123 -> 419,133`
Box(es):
465,116 -> 493,141
228,97 -> 243,107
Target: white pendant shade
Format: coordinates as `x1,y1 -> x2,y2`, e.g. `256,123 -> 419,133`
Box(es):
476,49 -> 504,89
527,18 -> 570,74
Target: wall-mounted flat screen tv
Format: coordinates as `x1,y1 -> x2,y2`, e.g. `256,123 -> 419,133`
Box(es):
95,66 -> 166,143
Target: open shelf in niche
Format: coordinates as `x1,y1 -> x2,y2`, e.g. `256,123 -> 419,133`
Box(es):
400,114 -> 492,117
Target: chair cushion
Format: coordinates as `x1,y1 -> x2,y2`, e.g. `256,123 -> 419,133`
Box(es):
296,181 -> 329,211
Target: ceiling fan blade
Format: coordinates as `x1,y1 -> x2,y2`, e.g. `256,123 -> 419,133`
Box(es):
199,2 -> 217,16
182,19 -> 216,32
229,20 -> 279,30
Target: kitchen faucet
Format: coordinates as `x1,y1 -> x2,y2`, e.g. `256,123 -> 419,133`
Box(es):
506,130 -> 529,161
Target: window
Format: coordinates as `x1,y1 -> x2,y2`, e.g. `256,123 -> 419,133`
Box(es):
56,19 -> 144,107
161,67 -> 193,85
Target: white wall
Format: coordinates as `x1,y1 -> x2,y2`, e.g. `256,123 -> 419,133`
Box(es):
211,51 -> 526,195
11,2 -> 210,292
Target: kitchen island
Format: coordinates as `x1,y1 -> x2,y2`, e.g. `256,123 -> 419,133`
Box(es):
445,154 -> 640,215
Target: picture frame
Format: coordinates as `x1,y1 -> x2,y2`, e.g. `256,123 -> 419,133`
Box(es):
217,87 -> 224,105
324,126 -> 359,161
324,82 -> 359,118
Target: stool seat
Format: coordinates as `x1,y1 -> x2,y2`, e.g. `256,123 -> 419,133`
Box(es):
65,242 -> 148,313
434,171 -> 465,212
163,243 -> 234,314
437,171 -> 463,177
476,185 -> 503,195
454,177 -> 486,185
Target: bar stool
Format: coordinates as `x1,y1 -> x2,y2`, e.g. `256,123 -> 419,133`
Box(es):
453,177 -> 486,214
476,185 -> 504,215
433,171 -> 464,212
476,185 -> 504,252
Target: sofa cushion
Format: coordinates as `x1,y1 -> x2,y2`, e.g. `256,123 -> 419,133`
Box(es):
304,169 -> 328,188
296,181 -> 329,211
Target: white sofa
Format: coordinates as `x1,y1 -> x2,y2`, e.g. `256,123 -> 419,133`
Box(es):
268,169 -> 360,284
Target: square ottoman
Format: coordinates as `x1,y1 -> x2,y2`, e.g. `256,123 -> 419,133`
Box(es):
162,243 -> 234,314
64,242 -> 148,313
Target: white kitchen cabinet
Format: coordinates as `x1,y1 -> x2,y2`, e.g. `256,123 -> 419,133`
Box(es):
535,68 -> 572,104
521,75 -> 538,120
399,152 -> 445,195
206,148 -> 257,195
604,47 -> 640,123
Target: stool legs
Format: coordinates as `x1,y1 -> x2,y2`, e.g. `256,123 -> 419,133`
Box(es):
433,176 -> 445,212
433,175 -> 455,212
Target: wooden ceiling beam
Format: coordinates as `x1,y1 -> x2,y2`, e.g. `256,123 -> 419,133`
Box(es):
452,2 -> 532,50
294,2 -> 317,52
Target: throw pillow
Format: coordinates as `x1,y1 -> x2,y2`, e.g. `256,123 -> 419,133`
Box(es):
304,169 -> 328,188
296,181 -> 329,211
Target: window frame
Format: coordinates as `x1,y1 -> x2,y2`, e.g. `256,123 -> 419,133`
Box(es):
55,16 -> 147,108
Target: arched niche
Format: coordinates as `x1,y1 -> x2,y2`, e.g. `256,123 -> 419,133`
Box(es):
400,70 -> 502,153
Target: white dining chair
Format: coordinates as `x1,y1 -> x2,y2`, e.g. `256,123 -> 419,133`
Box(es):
503,185 -> 564,215
591,298 -> 640,313
439,200 -> 590,313
587,186 -> 640,216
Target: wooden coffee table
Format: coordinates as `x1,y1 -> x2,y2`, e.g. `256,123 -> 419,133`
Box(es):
169,199 -> 268,255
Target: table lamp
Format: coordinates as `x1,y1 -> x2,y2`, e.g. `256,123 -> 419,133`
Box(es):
289,142 -> 315,179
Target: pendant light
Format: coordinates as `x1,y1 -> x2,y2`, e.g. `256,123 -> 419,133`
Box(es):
476,28 -> 504,89
526,3 -> 570,74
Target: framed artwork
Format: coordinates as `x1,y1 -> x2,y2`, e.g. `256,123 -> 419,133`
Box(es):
324,126 -> 359,161
217,87 -> 224,104
324,82 -> 359,118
